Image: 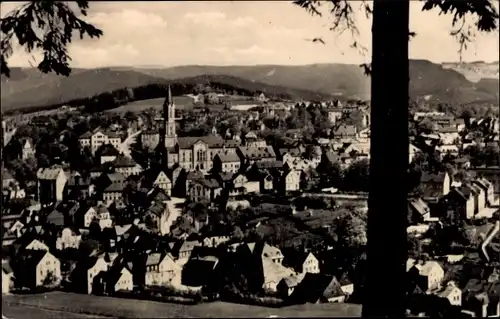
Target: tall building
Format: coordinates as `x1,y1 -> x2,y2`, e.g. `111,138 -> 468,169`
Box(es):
163,85 -> 178,148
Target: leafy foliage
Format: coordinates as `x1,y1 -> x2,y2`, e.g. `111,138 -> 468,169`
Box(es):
1,1 -> 103,77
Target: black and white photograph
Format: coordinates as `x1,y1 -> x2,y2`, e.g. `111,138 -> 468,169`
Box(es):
0,1 -> 499,318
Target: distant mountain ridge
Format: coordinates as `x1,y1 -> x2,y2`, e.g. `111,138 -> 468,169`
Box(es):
1,59 -> 498,113
441,61 -> 499,83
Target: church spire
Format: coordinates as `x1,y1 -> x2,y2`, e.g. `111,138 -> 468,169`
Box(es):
167,84 -> 172,104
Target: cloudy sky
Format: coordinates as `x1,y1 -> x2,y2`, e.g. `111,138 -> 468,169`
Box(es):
2,1 -> 499,68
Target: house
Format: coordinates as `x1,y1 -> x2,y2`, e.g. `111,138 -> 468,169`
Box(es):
338,273 -> 354,297
98,172 -> 126,209
437,126 -> 460,145
474,178 -> 495,207
409,144 -> 422,163
326,108 -> 343,125
241,242 -> 294,291
237,146 -> 276,166
141,130 -> 160,150
96,265 -> 133,295
420,171 -> 451,202
144,201 -> 170,235
96,144 -> 121,164
279,148 -> 302,163
447,185 -> 476,219
2,261 -> 14,294
78,129 -> 122,155
20,138 -> 35,160
65,172 -> 91,200
55,227 -> 81,250
436,145 -> 459,159
408,197 -> 437,224
113,155 -> 143,178
73,204 -> 98,228
288,273 -> 346,304
188,178 -> 222,203
71,256 -> 109,294
94,203 -> 113,230
407,259 -> 444,292
435,281 -> 462,306
283,251 -> 320,274
468,183 -> 485,214
182,254 -> 219,287
202,235 -> 230,248
280,169 -> 301,194
175,240 -> 201,261
261,173 -> 275,193
142,170 -> 172,196
140,252 -> 180,286
16,250 -> 61,289
277,273 -> 305,298
333,125 -> 357,139
212,152 -> 241,174
37,166 -> 69,205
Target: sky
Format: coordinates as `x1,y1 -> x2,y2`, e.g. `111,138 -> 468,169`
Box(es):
2,1 -> 499,68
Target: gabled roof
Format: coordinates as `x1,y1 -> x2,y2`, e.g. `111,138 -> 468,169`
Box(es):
96,144 -> 121,157
37,166 -> 65,180
334,125 -> 357,136
113,155 -> 137,168
289,273 -> 345,303
408,197 -> 430,216
215,152 -> 240,163
254,160 -> 283,170
146,252 -> 164,266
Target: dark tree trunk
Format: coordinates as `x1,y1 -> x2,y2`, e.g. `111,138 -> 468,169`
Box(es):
363,0 -> 409,317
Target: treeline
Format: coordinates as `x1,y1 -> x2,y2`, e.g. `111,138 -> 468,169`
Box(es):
3,80 -> 300,116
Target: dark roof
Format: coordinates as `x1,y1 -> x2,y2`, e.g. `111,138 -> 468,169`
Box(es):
186,170 -> 205,181
97,144 -> 121,157
215,152 -> 240,163
254,160 -> 283,170
289,273 -> 345,303
177,135 -> 239,149
20,249 -> 50,268
283,250 -> 311,270
421,172 -> 448,184
113,155 -> 137,167
279,148 -> 302,158
46,209 -> 65,226
238,146 -> 276,160
194,178 -> 220,189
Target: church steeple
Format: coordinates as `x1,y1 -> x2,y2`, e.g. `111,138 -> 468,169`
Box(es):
163,84 -> 177,148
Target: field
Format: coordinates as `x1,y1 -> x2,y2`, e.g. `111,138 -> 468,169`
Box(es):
105,96 -> 195,113
3,292 -> 362,318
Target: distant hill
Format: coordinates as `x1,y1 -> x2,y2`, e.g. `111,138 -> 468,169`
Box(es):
441,61 -> 499,82
0,70 -> 326,113
1,59 -> 498,113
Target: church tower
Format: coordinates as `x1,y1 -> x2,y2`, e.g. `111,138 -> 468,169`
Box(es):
163,85 -> 177,148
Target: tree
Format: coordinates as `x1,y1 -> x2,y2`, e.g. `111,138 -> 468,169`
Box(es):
1,1 -> 103,77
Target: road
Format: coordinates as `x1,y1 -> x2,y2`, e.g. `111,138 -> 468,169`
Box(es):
118,130 -> 142,158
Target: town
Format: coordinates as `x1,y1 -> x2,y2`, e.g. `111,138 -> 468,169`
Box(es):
2,83 -> 499,317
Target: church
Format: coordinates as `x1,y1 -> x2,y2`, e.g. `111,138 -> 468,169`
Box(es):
156,86 -> 240,172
